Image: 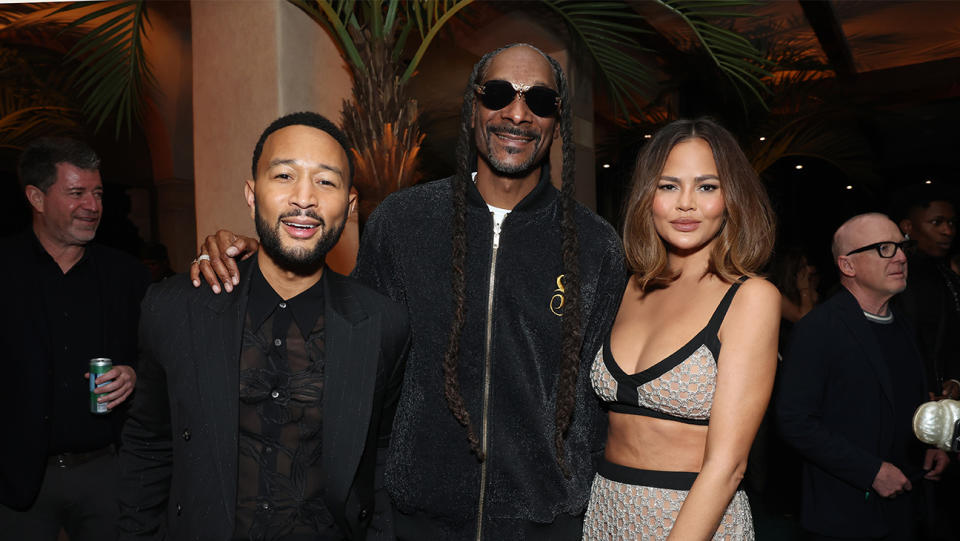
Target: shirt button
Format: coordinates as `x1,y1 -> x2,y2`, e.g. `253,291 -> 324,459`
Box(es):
279,302 -> 287,309
264,446 -> 273,454
182,429 -> 191,441
273,338 -> 282,347
270,390 -> 280,399
259,502 -> 271,511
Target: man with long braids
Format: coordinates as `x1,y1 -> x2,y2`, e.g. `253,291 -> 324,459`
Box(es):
193,44 -> 625,539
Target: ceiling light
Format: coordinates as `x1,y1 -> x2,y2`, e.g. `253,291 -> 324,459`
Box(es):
602,164 -> 610,169
759,136 -> 766,142
845,185 -> 853,190
644,134 -> 652,139
925,179 -> 933,184
795,164 -> 803,170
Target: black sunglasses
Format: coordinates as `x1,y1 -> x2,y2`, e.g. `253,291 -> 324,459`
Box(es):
475,79 -> 560,118
845,239 -> 916,258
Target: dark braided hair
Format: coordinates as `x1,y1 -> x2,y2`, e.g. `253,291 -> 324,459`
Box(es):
443,44 -> 582,477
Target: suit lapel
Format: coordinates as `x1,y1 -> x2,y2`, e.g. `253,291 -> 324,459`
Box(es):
190,259 -> 254,527
835,289 -> 895,410
323,270 -> 379,523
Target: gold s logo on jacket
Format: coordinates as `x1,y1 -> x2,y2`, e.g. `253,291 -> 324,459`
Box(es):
550,274 -> 565,317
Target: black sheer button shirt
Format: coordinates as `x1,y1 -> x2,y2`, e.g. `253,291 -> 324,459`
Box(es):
233,266 -> 342,540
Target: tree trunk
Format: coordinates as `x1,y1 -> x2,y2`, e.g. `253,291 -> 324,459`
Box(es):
340,27 -> 423,224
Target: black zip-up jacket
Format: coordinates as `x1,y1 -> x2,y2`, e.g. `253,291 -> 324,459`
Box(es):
354,172 -> 626,540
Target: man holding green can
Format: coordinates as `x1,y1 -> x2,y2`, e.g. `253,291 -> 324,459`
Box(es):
0,137 -> 150,540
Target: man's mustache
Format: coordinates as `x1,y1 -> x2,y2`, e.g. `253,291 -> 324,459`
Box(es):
487,125 -> 540,142
278,210 -> 325,228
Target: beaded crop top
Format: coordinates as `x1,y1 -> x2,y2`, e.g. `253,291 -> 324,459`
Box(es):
590,278 -> 747,425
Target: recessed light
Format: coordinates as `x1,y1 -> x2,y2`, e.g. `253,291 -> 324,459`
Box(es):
759,136 -> 766,142
602,164 -> 610,169
644,134 -> 652,139
925,179 -> 933,184
845,185 -> 853,190
795,165 -> 803,170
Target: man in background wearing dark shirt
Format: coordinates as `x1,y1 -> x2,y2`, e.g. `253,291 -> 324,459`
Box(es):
118,112 -> 408,540
777,213 -> 949,540
894,189 -> 959,400
894,189 -> 959,541
0,137 -> 150,539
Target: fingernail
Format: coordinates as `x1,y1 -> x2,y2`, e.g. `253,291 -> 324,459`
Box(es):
193,280 -> 200,287
233,275 -> 239,285
213,285 -> 221,294
224,283 -> 233,293
226,247 -> 238,256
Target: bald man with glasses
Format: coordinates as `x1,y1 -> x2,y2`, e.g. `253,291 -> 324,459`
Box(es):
777,213 -> 949,540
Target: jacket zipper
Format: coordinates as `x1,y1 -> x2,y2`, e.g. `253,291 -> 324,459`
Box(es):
476,211 -> 504,541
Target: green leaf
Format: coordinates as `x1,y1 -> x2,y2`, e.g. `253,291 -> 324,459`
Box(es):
653,0 -> 772,109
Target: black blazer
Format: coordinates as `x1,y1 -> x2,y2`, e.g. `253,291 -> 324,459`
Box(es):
0,230 -> 149,510
776,288 -> 927,538
118,259 -> 408,540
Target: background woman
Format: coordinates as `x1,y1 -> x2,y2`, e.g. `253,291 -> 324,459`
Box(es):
771,246 -> 820,326
584,118 -> 779,540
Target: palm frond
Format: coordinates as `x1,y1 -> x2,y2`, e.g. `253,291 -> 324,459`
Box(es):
289,0 -> 366,74
542,0 -> 655,122
53,0 -> 154,138
654,0 -> 773,108
400,0 -> 475,84
0,105 -> 78,148
748,110 -> 875,183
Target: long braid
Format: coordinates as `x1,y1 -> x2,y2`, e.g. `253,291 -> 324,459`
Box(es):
546,55 -> 582,478
441,49 -> 504,458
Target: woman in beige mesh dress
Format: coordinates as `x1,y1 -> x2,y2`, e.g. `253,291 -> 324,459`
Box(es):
583,118 -> 779,540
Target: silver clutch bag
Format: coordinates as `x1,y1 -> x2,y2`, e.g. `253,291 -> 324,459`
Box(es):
913,399 -> 960,452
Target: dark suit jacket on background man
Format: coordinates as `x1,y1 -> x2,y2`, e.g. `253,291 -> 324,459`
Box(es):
0,229 -> 149,510
777,288 -> 928,538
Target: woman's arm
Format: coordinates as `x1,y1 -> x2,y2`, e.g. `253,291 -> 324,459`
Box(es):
780,289 -> 816,322
667,278 -> 780,540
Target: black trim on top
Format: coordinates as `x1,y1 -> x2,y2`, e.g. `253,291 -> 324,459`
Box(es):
607,402 -> 709,425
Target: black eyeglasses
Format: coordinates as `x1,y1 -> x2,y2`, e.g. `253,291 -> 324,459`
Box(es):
845,239 -> 916,258
475,79 -> 560,118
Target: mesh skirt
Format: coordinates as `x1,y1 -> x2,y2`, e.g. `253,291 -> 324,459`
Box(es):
583,460 -> 754,541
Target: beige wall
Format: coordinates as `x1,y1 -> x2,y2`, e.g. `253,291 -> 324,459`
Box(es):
191,0 -> 355,272
143,1 -> 196,271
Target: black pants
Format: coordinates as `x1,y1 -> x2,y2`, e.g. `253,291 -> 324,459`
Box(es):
0,451 -> 119,541
805,488 -> 922,541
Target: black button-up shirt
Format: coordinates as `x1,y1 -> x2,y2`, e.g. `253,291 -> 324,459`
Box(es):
31,233 -> 115,454
233,265 -> 342,540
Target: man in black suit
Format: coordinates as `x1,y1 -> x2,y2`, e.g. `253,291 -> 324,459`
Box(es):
777,213 -> 949,540
0,137 -> 149,540
118,112 -> 408,540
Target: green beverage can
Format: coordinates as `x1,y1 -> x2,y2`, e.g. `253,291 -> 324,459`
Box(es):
89,358 -> 112,414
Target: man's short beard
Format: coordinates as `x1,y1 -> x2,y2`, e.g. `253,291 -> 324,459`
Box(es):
255,204 -> 345,275
481,125 -> 545,178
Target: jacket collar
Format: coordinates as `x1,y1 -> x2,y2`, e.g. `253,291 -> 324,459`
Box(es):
465,161 -> 558,213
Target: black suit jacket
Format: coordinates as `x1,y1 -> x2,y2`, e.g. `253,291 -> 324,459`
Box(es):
118,259 -> 408,540
776,287 -> 927,537
0,230 -> 149,510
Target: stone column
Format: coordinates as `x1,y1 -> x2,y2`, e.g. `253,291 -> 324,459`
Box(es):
191,0 -> 355,273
